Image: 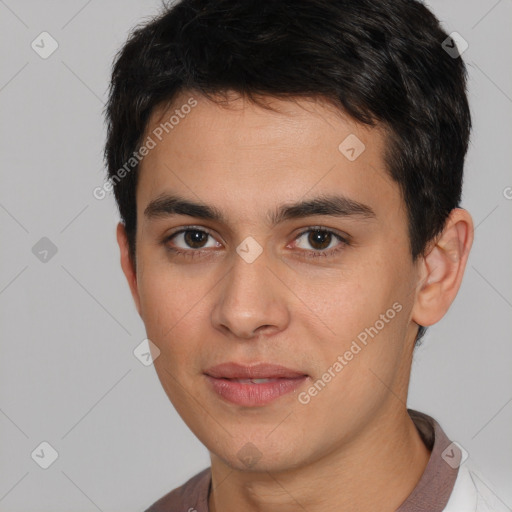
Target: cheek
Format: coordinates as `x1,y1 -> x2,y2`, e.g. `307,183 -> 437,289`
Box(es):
302,262 -> 393,337
307,255 -> 409,370
136,262 -> 197,349
298,298 -> 408,437
135,259 -> 222,378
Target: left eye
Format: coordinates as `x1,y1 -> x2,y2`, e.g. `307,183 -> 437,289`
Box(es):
293,228 -> 346,253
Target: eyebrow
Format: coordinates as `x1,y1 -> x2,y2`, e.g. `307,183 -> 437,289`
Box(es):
144,193 -> 377,226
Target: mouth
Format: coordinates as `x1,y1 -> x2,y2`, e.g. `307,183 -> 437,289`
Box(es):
223,378 -> 285,384
204,362 -> 309,406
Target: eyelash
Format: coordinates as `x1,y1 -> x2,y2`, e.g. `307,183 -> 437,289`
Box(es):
162,226 -> 350,260
294,227 -> 349,259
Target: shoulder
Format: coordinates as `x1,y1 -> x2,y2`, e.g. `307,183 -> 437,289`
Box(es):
144,467 -> 211,512
443,460 -> 510,512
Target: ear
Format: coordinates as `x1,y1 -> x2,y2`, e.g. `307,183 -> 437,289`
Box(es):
116,222 -> 142,316
412,208 -> 474,327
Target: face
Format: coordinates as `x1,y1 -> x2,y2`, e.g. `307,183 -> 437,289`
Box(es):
121,90 -> 424,472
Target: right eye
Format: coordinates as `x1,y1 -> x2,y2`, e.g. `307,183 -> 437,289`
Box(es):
163,227 -> 222,257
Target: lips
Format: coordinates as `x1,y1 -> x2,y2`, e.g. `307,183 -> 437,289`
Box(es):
204,362 -> 308,406
204,362 -> 307,380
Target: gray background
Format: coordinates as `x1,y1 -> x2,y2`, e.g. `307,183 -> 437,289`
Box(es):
0,0 -> 511,510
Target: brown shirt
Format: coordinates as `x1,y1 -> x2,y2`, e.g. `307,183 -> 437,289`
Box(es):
145,409 -> 459,512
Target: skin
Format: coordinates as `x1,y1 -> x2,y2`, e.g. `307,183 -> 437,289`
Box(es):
117,90 -> 474,512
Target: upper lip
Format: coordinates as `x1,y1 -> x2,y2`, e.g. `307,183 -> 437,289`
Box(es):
204,362 -> 307,379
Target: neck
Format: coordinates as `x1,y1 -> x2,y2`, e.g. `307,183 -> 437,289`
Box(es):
208,407 -> 431,512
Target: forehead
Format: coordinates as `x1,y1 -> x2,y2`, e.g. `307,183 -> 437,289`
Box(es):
136,91 -> 403,226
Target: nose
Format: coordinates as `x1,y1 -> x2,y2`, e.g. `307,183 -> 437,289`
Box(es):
211,248 -> 291,339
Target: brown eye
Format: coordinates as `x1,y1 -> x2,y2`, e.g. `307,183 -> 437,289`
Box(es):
307,230 -> 332,250
295,228 -> 344,252
291,227 -> 349,259
183,229 -> 209,249
165,228 -> 221,254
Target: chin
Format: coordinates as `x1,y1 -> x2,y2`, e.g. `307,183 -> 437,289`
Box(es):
208,434 -> 307,474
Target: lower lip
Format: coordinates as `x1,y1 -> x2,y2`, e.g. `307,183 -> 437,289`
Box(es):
205,375 -> 308,406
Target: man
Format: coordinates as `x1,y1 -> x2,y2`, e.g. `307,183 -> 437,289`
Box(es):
104,0 -> 507,510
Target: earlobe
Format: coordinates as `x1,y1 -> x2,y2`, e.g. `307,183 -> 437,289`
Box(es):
116,222 -> 142,316
412,208 -> 474,327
